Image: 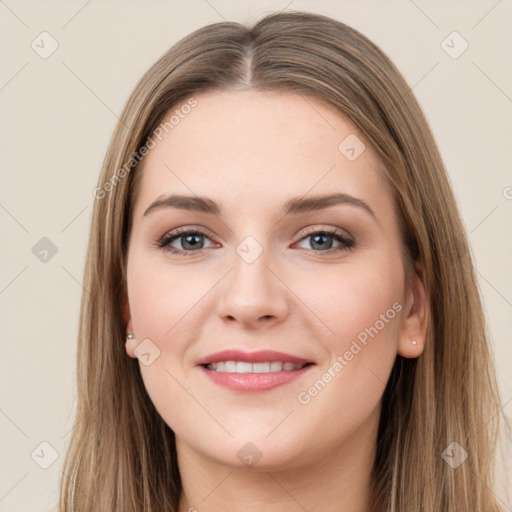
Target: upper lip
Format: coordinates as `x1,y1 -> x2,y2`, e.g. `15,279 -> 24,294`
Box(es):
195,349 -> 314,366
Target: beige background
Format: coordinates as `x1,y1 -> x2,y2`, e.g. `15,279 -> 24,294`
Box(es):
1,1 -> 511,510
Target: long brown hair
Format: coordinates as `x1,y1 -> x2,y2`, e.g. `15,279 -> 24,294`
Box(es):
59,11 -> 503,511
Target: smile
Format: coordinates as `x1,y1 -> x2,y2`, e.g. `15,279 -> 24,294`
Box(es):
205,361 -> 307,373
196,349 -> 315,392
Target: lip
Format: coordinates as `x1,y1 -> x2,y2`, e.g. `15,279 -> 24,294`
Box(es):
196,349 -> 315,393
199,364 -> 315,392
195,349 -> 312,366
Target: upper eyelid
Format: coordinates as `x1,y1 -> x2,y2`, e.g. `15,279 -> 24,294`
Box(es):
159,226 -> 353,248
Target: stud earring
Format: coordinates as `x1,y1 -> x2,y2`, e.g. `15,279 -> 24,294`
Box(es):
411,340 -> 417,345
126,332 -> 135,341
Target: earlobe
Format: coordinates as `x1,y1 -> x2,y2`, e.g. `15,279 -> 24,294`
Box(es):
125,332 -> 138,358
123,299 -> 137,358
397,259 -> 429,359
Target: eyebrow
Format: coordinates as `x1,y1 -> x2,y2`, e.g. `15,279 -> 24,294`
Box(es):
143,193 -> 376,220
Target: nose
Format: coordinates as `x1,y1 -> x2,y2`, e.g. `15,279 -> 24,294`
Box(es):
216,248 -> 290,330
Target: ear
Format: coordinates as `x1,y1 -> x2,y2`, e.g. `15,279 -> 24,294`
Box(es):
397,258 -> 429,358
122,299 -> 137,359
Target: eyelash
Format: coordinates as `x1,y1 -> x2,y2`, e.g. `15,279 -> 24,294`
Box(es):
155,226 -> 355,257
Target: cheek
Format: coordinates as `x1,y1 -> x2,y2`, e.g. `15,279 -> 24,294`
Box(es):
126,253 -> 217,424
295,256 -> 403,413
127,253 -> 209,340
304,254 -> 404,350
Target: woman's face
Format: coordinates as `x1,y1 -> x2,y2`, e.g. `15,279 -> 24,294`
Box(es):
125,90 -> 426,470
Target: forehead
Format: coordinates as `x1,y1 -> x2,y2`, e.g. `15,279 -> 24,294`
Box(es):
133,90 -> 390,217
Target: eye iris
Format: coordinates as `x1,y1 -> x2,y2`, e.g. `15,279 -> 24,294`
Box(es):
182,233 -> 203,250
310,234 -> 333,250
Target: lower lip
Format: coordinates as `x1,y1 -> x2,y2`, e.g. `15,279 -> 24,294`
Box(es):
199,364 -> 315,392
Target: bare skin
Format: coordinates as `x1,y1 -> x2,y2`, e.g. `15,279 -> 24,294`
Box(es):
124,90 -> 428,511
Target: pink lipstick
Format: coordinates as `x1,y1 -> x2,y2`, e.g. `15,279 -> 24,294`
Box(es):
196,349 -> 315,392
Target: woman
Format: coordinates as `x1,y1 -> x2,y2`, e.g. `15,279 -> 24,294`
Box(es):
59,10 -> 504,511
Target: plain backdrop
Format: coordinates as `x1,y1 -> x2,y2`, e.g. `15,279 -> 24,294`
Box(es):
1,1 -> 511,510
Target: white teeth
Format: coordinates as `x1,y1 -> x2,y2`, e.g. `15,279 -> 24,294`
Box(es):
206,360 -> 306,373
270,361 -> 282,372
236,361 -> 253,373
253,362 -> 270,372
224,361 -> 237,373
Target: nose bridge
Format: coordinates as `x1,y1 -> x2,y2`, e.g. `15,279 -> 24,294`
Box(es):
216,233 -> 289,327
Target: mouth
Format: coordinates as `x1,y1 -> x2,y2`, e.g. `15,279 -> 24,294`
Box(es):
204,361 -> 311,372
196,349 -> 316,392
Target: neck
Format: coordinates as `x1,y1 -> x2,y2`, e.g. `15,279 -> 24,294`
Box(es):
177,408 -> 379,512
